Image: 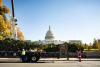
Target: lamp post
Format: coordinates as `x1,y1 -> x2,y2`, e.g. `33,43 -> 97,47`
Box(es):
66,43 -> 69,60
11,0 -> 15,17
65,43 -> 69,60
11,0 -> 17,40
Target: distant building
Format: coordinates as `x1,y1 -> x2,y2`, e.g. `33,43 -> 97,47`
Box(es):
35,26 -> 64,45
68,40 -> 82,45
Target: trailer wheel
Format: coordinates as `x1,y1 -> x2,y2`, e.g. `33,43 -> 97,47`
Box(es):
31,56 -> 39,63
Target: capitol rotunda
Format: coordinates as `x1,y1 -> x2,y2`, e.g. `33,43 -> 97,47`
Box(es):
36,26 -> 64,45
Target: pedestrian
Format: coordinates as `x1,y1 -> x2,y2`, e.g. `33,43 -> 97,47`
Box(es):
77,50 -> 82,62
21,49 -> 26,62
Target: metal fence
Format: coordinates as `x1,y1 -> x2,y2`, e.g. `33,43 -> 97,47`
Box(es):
0,51 -> 100,58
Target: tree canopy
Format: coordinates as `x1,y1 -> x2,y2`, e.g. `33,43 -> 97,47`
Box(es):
0,1 -> 24,40
0,15 -> 10,40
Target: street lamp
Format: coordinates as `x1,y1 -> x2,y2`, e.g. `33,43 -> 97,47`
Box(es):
65,42 -> 69,60
11,0 -> 17,40
66,43 -> 69,60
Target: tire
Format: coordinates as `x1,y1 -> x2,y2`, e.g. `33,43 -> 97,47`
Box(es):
31,56 -> 39,63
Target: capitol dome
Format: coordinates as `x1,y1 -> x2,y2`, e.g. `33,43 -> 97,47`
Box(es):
35,26 -> 64,45
45,26 -> 54,40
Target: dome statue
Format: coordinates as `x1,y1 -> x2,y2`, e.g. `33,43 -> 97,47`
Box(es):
45,26 -> 54,40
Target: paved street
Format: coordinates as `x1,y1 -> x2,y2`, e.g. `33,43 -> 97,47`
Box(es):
0,58 -> 100,67
0,61 -> 100,67
0,58 -> 100,62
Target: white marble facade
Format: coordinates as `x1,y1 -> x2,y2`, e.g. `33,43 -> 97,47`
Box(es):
36,26 -> 64,45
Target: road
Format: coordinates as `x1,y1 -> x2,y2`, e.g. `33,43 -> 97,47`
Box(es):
0,58 -> 100,67
0,61 -> 100,67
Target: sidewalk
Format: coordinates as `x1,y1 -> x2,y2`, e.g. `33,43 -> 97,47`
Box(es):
0,58 -> 100,63
40,58 -> 100,61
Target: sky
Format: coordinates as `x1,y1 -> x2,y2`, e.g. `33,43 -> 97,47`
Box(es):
2,0 -> 100,44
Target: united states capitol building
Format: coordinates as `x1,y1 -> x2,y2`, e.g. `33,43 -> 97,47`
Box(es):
35,26 -> 64,45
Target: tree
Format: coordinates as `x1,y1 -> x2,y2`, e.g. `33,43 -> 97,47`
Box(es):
0,5 -> 10,21
0,0 -> 11,39
92,39 -> 98,49
0,0 -> 24,40
68,43 -> 79,52
83,43 -> 88,49
0,15 -> 10,40
43,43 -> 59,52
17,28 -> 24,40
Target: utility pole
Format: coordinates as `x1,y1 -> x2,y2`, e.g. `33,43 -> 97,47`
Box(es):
11,0 -> 17,40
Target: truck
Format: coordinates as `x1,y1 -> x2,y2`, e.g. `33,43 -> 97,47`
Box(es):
0,51 -> 60,63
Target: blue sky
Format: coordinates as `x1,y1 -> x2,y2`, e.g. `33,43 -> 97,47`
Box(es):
3,0 -> 100,44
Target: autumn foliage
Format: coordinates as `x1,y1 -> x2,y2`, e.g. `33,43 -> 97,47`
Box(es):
0,0 -> 24,40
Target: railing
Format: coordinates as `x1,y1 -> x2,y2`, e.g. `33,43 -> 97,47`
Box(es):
0,51 -> 100,58
0,51 -> 20,58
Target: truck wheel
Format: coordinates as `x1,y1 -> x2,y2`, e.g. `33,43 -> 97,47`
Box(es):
31,56 -> 39,63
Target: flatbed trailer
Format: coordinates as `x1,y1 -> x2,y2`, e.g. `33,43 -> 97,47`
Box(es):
0,51 -> 60,63
0,51 -> 41,62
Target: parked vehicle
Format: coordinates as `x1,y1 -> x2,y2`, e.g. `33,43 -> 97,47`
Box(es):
0,51 -> 41,62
